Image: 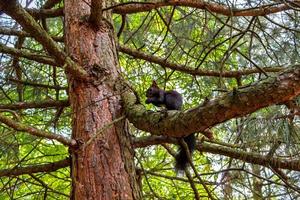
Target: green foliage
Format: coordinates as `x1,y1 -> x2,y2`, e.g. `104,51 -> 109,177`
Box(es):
115,2 -> 300,199
0,0 -> 300,199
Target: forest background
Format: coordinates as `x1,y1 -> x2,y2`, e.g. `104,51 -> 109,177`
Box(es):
0,0 -> 300,199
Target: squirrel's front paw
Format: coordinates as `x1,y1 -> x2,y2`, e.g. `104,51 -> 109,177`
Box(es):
160,108 -> 168,118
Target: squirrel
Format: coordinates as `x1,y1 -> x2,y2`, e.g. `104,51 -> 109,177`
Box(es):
145,80 -> 196,171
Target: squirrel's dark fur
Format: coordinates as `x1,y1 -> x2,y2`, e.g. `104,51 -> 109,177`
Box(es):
145,80 -> 196,171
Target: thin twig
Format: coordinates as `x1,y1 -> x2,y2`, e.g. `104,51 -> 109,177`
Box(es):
82,116 -> 126,149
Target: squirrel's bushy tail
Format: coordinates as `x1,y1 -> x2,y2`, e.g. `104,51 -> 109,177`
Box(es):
175,134 -> 196,171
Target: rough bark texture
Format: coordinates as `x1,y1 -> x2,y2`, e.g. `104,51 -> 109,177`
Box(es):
64,1 -> 140,199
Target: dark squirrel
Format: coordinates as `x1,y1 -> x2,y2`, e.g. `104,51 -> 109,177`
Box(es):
145,80 -> 196,171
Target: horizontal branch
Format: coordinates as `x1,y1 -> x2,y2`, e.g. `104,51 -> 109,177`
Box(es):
133,136 -> 300,171
0,27 -> 64,42
0,0 -> 88,80
112,1 -> 293,16
200,142 -> 300,172
0,158 -> 70,177
0,43 -> 57,66
0,113 -> 76,146
119,45 -> 282,78
133,135 -> 172,148
18,1 -> 294,18
9,78 -> 67,90
123,65 -> 300,137
0,99 -> 69,110
26,7 -> 63,19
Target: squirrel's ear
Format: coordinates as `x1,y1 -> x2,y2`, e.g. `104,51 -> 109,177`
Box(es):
152,80 -> 158,87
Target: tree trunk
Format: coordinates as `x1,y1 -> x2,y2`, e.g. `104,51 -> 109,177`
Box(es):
64,1 -> 140,199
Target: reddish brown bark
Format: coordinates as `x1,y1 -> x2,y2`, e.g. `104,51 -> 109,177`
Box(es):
65,1 -> 140,199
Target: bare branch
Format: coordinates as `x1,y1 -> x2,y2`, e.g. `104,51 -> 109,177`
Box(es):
119,45 -> 282,78
22,1 -> 295,18
200,141 -> 300,172
111,1 -> 294,16
0,113 -> 76,147
26,7 -> 63,19
0,158 -> 70,177
0,99 -> 69,110
83,116 -> 125,149
8,78 -> 67,90
0,27 -> 64,42
133,136 -> 300,171
0,43 -> 57,66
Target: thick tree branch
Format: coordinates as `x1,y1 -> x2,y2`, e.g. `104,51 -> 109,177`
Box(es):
0,158 -> 70,177
26,7 -> 63,19
119,45 -> 282,78
123,65 -> 300,137
89,0 -> 102,29
112,1 -> 295,16
133,136 -> 300,171
0,0 -> 88,80
0,113 -> 76,146
0,99 -> 69,110
22,1 -> 295,18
